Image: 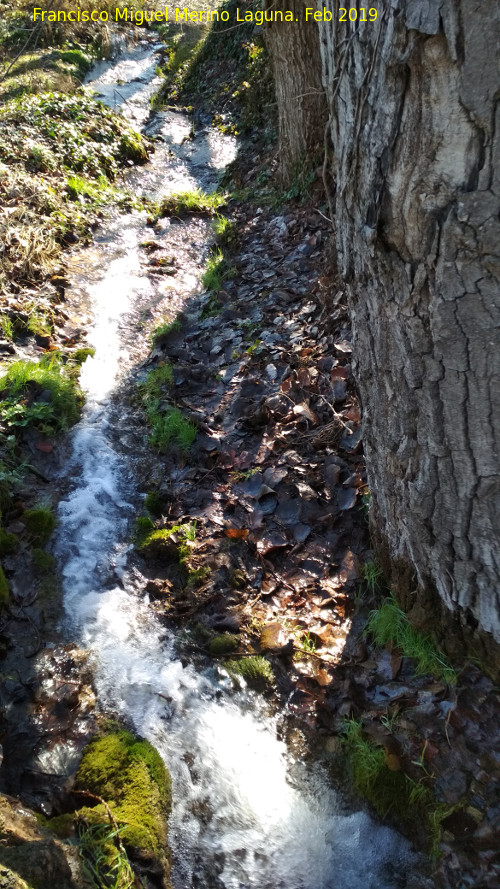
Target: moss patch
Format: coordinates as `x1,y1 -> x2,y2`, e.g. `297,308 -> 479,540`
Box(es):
76,729 -> 171,860
24,507 -> 56,547
0,528 -> 17,556
208,633 -> 238,656
225,656 -> 274,690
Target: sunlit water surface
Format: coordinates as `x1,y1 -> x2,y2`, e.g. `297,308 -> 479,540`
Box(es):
54,40 -> 423,889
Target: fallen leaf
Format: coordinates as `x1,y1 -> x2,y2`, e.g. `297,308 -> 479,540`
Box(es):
35,441 -> 53,453
293,403 -> 319,425
224,528 -> 249,539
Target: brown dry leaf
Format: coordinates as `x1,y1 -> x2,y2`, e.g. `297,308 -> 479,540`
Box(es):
391,653 -> 403,679
385,751 -> 402,771
224,528 -> 249,539
330,366 -> 350,381
315,669 -> 334,687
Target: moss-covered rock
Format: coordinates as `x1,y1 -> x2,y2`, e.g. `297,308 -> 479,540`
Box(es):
119,133 -> 149,164
75,729 -> 171,882
208,633 -> 238,656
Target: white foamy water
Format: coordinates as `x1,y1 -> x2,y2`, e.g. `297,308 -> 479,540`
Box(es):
53,39 -> 423,889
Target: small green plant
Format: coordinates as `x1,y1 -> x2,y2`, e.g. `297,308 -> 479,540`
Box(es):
201,248 -> 225,292
365,596 -> 456,683
213,214 -> 236,245
77,819 -> 136,889
0,315 -> 14,341
297,631 -> 317,654
361,561 -> 384,595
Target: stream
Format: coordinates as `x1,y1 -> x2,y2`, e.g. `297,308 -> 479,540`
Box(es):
52,36 -> 422,889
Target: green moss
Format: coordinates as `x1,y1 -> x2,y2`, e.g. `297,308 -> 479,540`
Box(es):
32,547 -> 57,574
24,506 -> 56,546
226,656 -> 274,689
76,729 -> 171,857
38,812 -> 75,838
72,347 -> 96,365
0,527 -> 17,556
0,564 -> 10,606
208,633 -> 238,656
119,132 -> 149,164
186,566 -> 210,589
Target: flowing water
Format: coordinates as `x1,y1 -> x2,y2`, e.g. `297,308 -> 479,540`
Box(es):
53,36 -> 422,889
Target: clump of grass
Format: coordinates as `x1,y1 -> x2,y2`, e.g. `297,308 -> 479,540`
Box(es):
341,719 -> 453,855
148,406 -> 196,453
0,315 -> 14,341
24,505 -> 56,546
156,188 -> 226,219
365,596 -> 456,683
226,656 -> 274,690
26,310 -> 52,337
141,363 -> 174,399
201,248 -> 225,292
213,214 -> 236,245
0,355 -> 82,434
151,316 -> 182,346
77,819 -> 136,889
361,560 -> 384,595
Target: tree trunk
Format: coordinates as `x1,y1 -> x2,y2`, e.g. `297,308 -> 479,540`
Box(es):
316,1 -> 500,658
264,0 -> 327,185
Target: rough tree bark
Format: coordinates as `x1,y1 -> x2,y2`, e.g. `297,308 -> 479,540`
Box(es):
314,0 -> 500,659
264,0 -> 327,185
